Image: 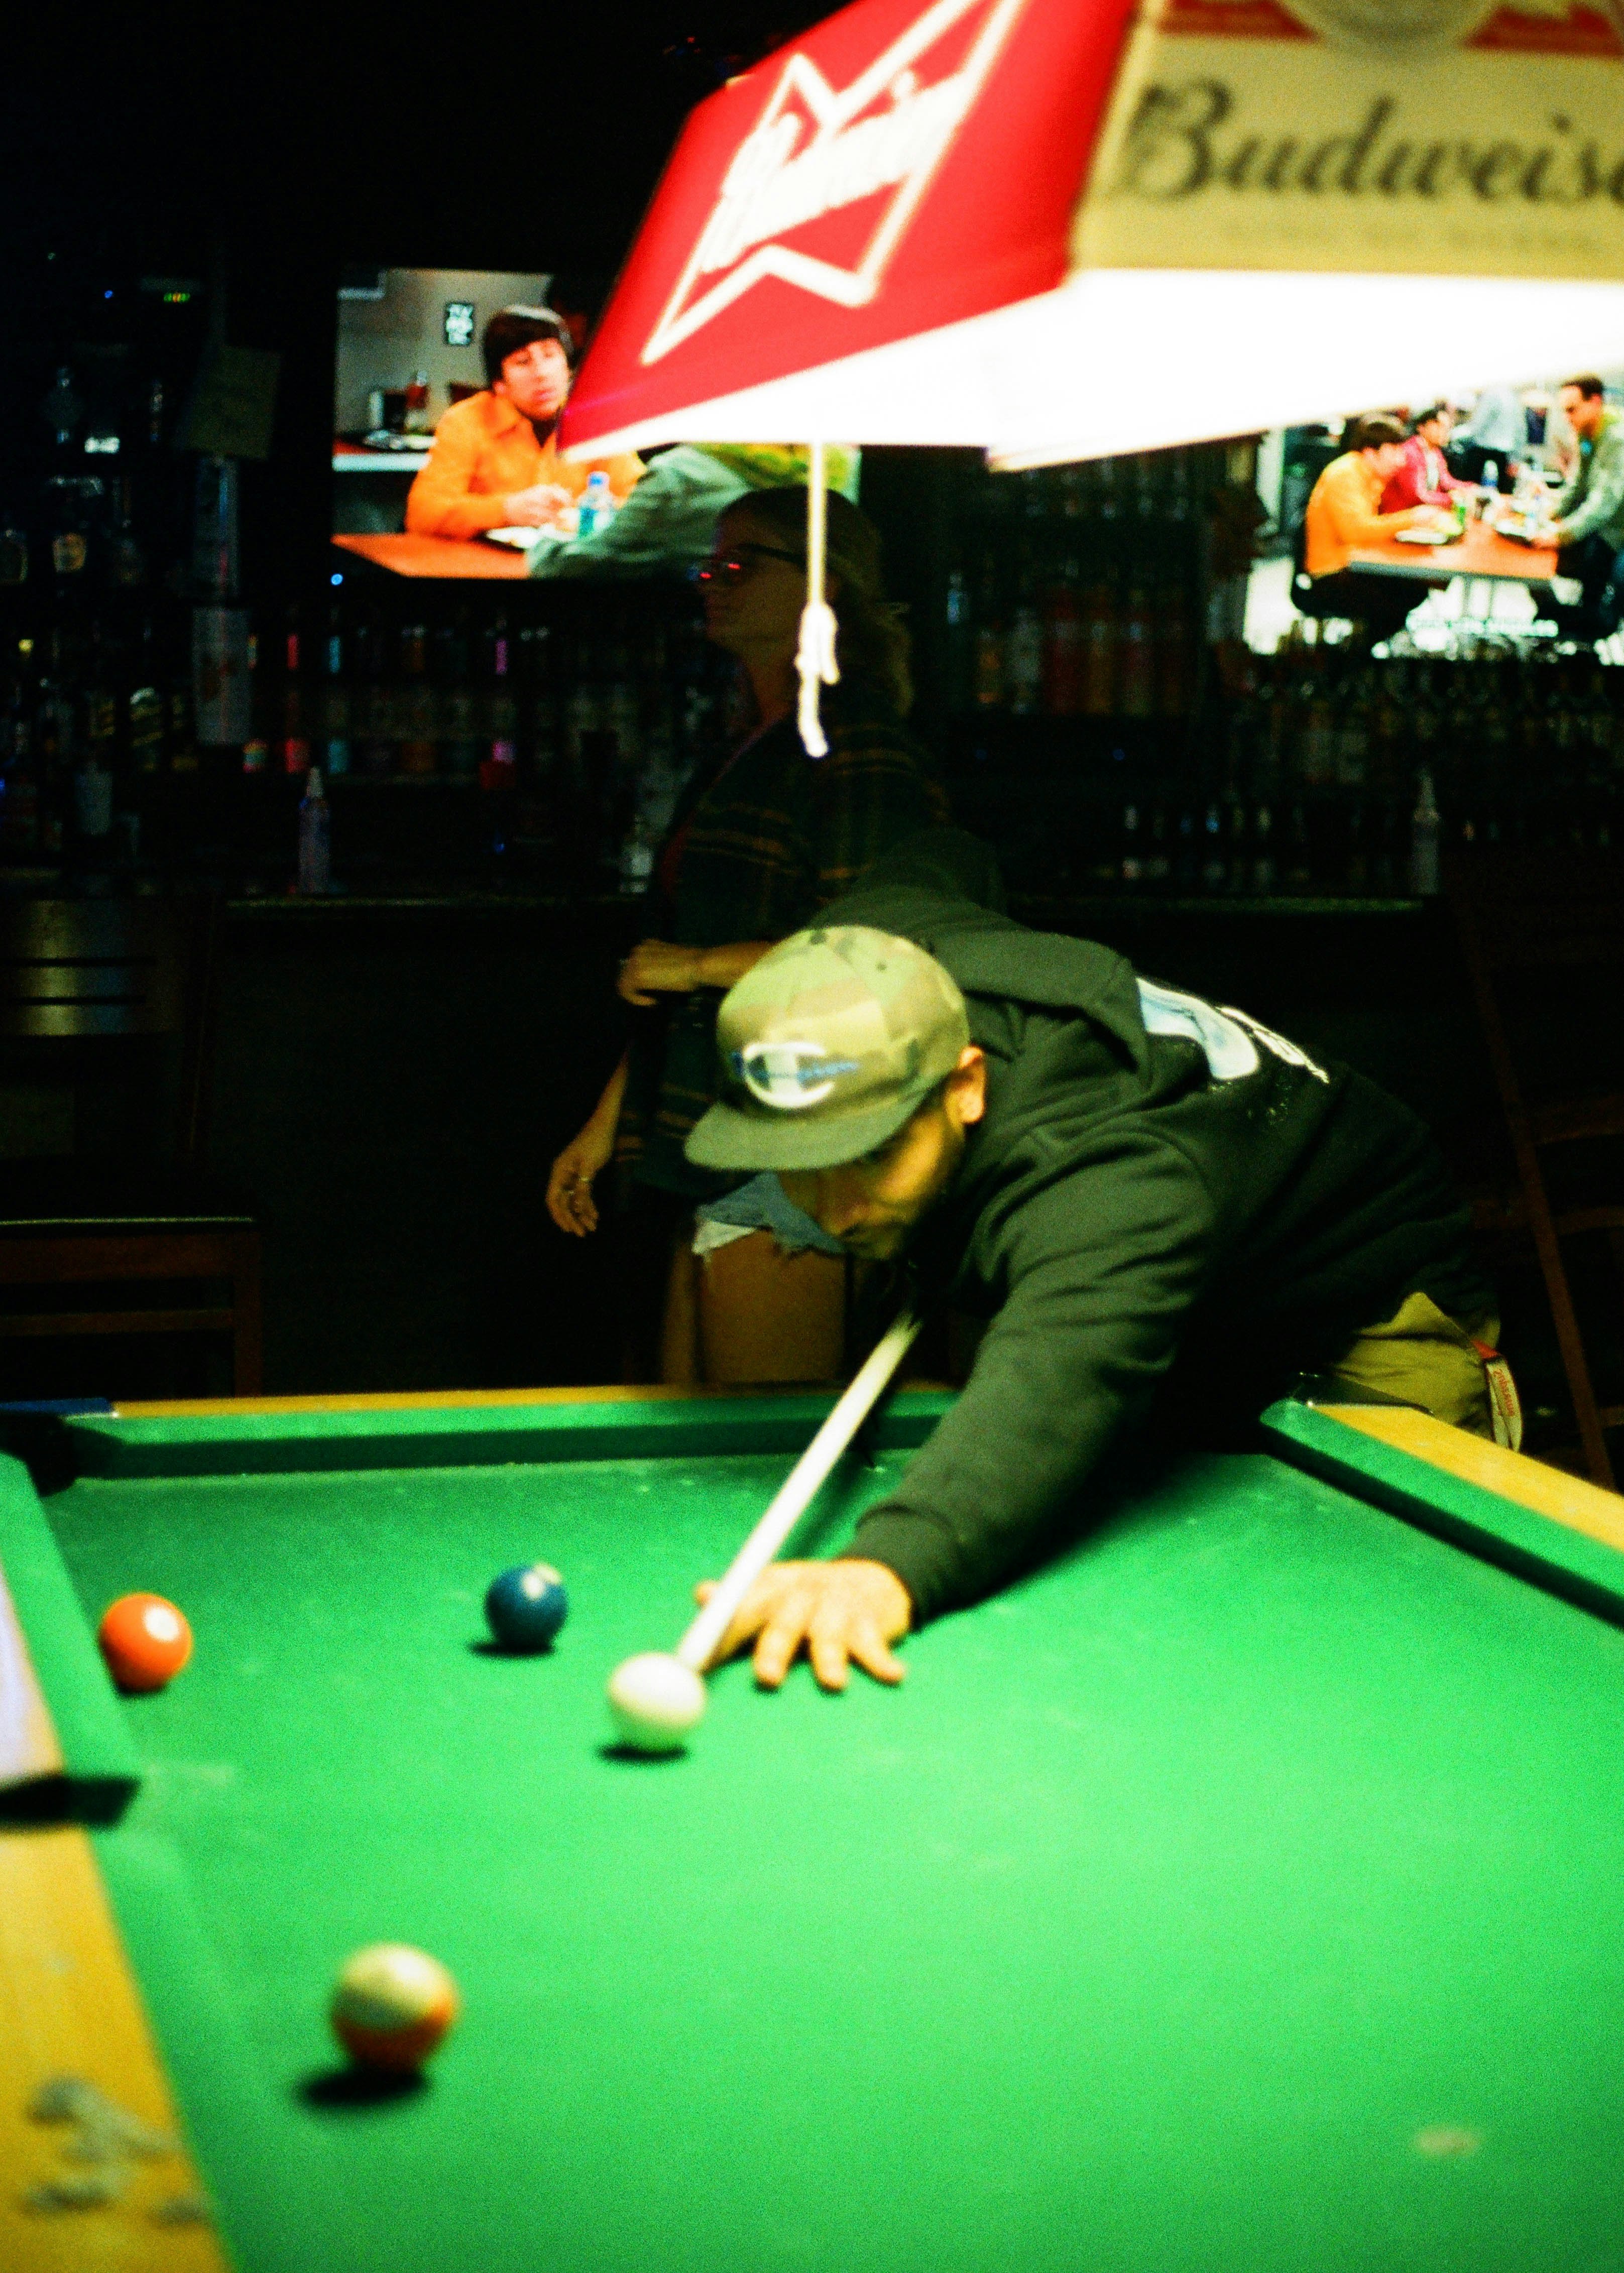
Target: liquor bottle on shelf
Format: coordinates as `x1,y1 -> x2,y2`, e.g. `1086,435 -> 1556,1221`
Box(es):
1119,802 -> 1143,887
943,563 -> 972,714
971,552 -> 1005,711
239,625 -> 269,776
0,638 -> 40,861
1041,560 -> 1084,717
1154,571 -> 1192,722
0,510 -> 28,589
127,620 -> 165,777
483,612 -> 518,784
1144,802 -> 1171,890
322,604 -> 352,776
1409,769 -> 1441,896
1081,564 -> 1117,719
1283,802 -> 1313,894
1344,799 -> 1370,892
1192,809 -> 1219,895
1005,563 -> 1044,717
1117,576 -> 1154,721
438,610 -> 480,779
279,605 -> 312,776
74,626 -> 118,845
398,620 -> 436,775
1250,802 -> 1276,895
106,478 -> 147,591
354,610 -> 394,776
297,766 -> 331,894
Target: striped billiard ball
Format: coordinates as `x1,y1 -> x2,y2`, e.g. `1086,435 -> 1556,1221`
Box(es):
330,1944 -> 458,2072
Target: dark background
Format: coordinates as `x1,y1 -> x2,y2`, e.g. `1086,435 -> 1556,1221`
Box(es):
0,8 -> 1570,1431
0,4 -> 836,597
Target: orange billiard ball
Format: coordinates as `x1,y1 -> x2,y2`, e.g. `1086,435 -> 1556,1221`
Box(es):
98,1594 -> 193,1694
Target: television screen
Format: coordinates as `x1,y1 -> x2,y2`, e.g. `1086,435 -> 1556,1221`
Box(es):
332,268 -> 861,585
333,268 -> 594,580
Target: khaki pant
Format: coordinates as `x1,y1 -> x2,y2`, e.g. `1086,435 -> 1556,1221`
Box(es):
661,1230 -> 847,1385
1330,1291 -> 1523,1449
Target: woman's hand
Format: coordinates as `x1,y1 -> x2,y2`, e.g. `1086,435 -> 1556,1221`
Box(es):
546,1115 -> 617,1237
617,939 -> 776,1006
617,940 -> 705,1007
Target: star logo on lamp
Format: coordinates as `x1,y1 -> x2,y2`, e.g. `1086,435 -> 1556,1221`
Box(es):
641,0 -> 1029,367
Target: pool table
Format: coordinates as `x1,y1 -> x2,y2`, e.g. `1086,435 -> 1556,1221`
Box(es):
5,1383 -> 1624,2273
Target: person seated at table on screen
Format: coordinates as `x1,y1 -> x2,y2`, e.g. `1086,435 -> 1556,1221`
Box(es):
1528,376 -> 1624,642
676,827 -> 1519,1695
527,443 -> 860,579
543,487 -> 946,1389
1447,381 -> 1527,494
1380,406 -> 1476,515
404,305 -> 641,542
1302,415 -> 1442,644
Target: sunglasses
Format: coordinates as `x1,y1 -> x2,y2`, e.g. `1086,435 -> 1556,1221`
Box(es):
691,542 -> 805,586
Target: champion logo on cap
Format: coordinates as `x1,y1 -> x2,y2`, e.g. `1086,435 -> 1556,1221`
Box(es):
734,1040 -> 862,1111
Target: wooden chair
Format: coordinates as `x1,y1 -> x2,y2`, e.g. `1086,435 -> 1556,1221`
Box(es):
1446,852 -> 1624,1488
0,899 -> 262,1396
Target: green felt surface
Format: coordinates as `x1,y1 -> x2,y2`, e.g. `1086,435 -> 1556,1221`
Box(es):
34,1432 -> 1624,2273
1263,1401 -> 1624,1624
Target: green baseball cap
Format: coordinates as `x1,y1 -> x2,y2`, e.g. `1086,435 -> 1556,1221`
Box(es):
684,925 -> 970,1173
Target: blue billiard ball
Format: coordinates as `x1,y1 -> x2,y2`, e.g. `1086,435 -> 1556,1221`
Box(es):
484,1564 -> 568,1652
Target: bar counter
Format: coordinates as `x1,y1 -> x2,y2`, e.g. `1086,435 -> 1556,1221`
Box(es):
1,879 -> 1490,1404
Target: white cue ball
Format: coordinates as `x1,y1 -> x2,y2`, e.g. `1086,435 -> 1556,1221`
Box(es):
606,1653 -> 707,1753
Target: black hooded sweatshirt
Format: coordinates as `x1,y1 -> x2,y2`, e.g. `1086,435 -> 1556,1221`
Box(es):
810,838 -> 1491,1622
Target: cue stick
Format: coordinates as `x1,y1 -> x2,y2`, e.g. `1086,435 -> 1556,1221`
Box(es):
675,1307 -> 921,1673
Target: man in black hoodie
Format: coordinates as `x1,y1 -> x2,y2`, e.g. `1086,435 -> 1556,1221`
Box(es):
683,834 -> 1513,1696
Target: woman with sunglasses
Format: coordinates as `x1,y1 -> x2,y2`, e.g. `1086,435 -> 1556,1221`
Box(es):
545,485 -> 947,1384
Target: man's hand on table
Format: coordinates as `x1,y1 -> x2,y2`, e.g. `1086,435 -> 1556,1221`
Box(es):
695,1560 -> 912,1692
501,483 -> 575,529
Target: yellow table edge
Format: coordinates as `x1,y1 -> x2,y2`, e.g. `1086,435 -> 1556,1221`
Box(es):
113,1381 -> 827,1419
0,1834 -> 230,2273
1317,1404 -> 1624,1554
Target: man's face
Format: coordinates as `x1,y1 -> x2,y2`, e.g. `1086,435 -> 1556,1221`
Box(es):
1369,441 -> 1407,482
1561,385 -> 1604,440
495,338 -> 571,423
778,1050 -> 987,1261
1419,413 -> 1450,448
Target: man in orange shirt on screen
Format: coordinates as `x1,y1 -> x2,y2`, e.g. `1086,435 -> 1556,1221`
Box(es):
1300,415 -> 1439,645
405,305 -> 641,543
